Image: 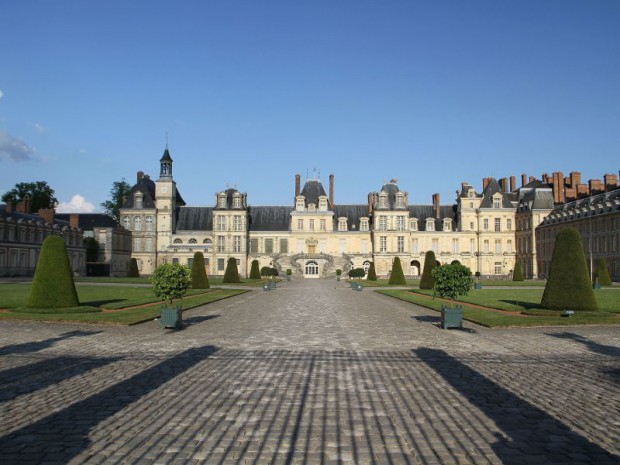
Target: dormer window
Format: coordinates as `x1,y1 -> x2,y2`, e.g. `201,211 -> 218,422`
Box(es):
338,218 -> 347,231
493,196 -> 501,209
426,218 -> 435,231
134,194 -> 143,209
410,218 -> 418,231
360,217 -> 369,231
468,189 -> 475,198
296,197 -> 305,211
233,193 -> 242,209
217,193 -> 227,209
443,218 -> 452,231
395,193 -> 406,209
319,196 -> 328,211
378,192 -> 388,209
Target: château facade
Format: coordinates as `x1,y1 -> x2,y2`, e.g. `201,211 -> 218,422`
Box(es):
120,148 -> 557,279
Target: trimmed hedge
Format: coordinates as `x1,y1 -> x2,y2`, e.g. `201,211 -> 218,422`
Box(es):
388,257 -> 406,285
366,262 -> 377,281
191,252 -> 210,289
28,235 -> 79,308
249,260 -> 261,279
223,257 -> 241,283
512,261 -> 524,281
541,227 -> 598,311
128,258 -> 140,278
348,268 -> 365,279
596,257 -> 612,286
420,251 -> 437,289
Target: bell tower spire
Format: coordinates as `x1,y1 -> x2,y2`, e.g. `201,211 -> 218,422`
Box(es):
159,145 -> 173,179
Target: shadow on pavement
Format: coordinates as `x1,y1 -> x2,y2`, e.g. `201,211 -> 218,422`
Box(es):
0,330 -> 102,356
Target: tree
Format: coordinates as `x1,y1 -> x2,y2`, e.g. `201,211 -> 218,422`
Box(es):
389,257 -> 406,285
152,263 -> 191,308
420,251 -> 437,289
191,252 -> 210,289
28,236 -> 79,308
84,237 -> 100,262
541,227 -> 598,311
366,262 -> 377,281
348,268 -> 365,279
512,261 -> 524,281
101,178 -> 132,222
2,181 -> 58,212
223,257 -> 241,283
433,263 -> 474,301
595,257 -> 612,286
260,266 -> 272,278
249,260 -> 261,279
127,258 -> 140,277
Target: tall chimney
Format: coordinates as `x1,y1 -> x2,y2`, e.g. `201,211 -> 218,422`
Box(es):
570,171 -> 582,187
604,173 -> 618,191
500,178 -> 508,193
38,208 -> 55,225
432,193 -> 440,218
529,176 -> 536,183
70,214 -> 80,229
329,174 -> 334,208
482,178 -> 491,191
552,171 -> 565,203
368,193 -> 373,215
295,173 -> 301,198
5,199 -> 14,214
521,174 -> 527,187
510,176 -> 516,192
137,171 -> 144,183
589,179 -> 604,195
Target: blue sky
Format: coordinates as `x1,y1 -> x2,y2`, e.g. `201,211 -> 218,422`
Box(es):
1,0 -> 618,212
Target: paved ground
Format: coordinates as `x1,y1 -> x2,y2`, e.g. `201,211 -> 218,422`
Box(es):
0,279 -> 618,465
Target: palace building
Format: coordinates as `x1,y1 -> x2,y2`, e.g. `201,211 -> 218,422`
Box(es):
120,148 -> 560,279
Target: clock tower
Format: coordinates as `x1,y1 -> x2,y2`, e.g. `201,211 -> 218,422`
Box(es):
155,147 -> 177,263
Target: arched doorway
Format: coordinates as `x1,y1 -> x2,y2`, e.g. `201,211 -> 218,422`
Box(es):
410,260 -> 420,276
305,260 -> 319,278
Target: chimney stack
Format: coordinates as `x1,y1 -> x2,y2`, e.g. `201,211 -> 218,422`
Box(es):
510,176 -> 516,192
529,176 -> 536,183
589,179 -> 604,195
482,177 -> 491,191
367,193 -> 373,215
5,199 -> 14,214
137,171 -> 144,183
604,173 -> 618,191
295,173 -> 301,198
70,214 -> 80,229
552,171 -> 565,204
521,173 -> 527,187
500,177 -> 509,193
329,174 -> 334,207
569,172 -> 582,187
38,208 -> 55,225
432,193 -> 440,218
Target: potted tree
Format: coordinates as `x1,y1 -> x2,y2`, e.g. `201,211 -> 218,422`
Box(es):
432,263 -> 474,329
336,269 -> 342,281
474,271 -> 482,289
152,263 -> 191,329
286,268 -> 292,281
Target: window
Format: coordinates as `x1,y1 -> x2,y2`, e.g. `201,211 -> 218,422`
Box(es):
188,258 -> 194,268
495,262 -> 502,274
379,236 -> 387,253
134,217 -> 141,231
396,216 -> 406,231
443,219 -> 452,231
484,240 -> 490,253
123,217 -> 130,230
507,240 -> 513,253
217,216 -> 226,231
173,238 -> 183,244
410,219 -> 418,231
217,236 -> 225,253
378,193 -> 388,209
309,219 -> 315,230
134,194 -> 143,209
296,198 -> 305,211
483,218 -> 489,230
397,236 -> 405,253
134,237 -> 142,252
470,239 -> 475,254
360,218 -> 369,231
297,219 -> 303,230
361,239 -> 368,254
172,257 -> 179,264
189,238 -> 197,244
507,219 -> 512,231
218,258 -> 225,271
217,193 -> 227,209
395,194 -> 405,209
319,239 -> 327,253
265,238 -> 273,254
305,261 -> 319,275
495,239 -> 501,254
432,239 -> 438,253
146,238 -> 153,252
250,238 -> 258,253
280,238 -> 288,253
426,218 -> 435,231
339,239 -> 346,253
412,238 -> 418,253
233,236 -> 241,253
296,239 -> 304,253
338,218 -> 347,231
378,216 -> 387,231
146,216 -> 154,231
233,194 -> 242,209
494,198 -> 501,209
233,215 -> 243,231
470,222 -> 474,231
319,197 -> 328,211
495,218 -> 501,232
452,239 -> 460,254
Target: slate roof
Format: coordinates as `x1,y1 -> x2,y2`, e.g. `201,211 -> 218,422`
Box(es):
300,180 -> 328,207
407,205 -> 457,231
0,204 -> 72,228
248,206 -> 293,231
516,187 -> 554,212
55,213 -> 119,229
333,205 -> 369,230
215,188 -> 245,210
175,207 -> 213,231
373,181 -> 404,210
122,176 -> 157,209
479,178 -> 517,208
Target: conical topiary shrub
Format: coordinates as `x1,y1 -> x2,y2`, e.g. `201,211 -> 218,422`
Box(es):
596,257 -> 612,286
191,252 -> 210,289
389,257 -> 406,285
249,259 -> 261,279
420,251 -> 437,289
127,258 -> 140,277
223,257 -> 241,283
28,235 -> 79,308
541,227 -> 598,311
512,261 -> 524,281
366,262 -> 377,281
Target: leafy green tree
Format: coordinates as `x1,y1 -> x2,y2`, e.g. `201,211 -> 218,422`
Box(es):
191,252 -> 210,289
101,178 -> 132,222
223,257 -> 241,283
388,257 -> 406,285
2,181 -> 58,212
512,261 -> 524,281
249,260 -> 261,279
541,227 -> 598,311
127,258 -> 140,277
366,262 -> 377,281
348,268 -> 365,279
432,263 -> 474,301
152,263 -> 191,308
595,257 -> 612,286
28,236 -> 79,308
84,237 -> 100,262
260,266 -> 272,278
420,251 -> 437,289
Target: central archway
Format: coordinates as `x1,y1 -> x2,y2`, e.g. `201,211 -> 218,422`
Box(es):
305,260 -> 319,278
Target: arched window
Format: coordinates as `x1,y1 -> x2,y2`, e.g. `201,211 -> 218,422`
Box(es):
173,238 -> 183,244
203,238 -> 212,244
123,217 -> 130,230
189,238 -> 197,244
134,217 -> 141,231
305,260 -> 319,276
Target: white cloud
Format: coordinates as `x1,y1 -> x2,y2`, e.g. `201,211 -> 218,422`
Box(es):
0,130 -> 35,161
0,89 -> 3,99
33,123 -> 47,134
56,194 -> 95,213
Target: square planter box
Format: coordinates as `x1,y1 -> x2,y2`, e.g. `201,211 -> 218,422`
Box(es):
441,305 -> 463,329
160,307 -> 183,330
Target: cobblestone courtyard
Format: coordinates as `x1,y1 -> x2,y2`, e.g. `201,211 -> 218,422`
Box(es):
1,279 -> 618,464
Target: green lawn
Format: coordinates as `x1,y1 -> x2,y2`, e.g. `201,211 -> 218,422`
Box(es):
0,283 -> 247,325
350,278 -> 546,288
378,288 -> 620,327
75,276 -> 267,286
